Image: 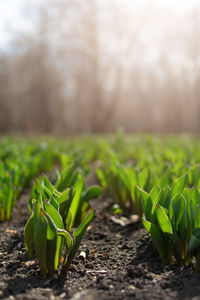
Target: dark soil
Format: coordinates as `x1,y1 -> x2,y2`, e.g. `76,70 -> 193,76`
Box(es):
1,191 -> 200,300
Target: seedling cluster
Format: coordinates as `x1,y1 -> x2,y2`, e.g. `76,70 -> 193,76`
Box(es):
1,135 -> 200,278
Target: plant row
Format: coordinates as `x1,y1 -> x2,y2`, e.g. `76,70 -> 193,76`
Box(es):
2,135 -> 200,276
0,139 -> 56,221
95,139 -> 200,270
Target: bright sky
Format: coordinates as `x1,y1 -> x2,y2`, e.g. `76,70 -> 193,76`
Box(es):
0,0 -> 199,50
0,0 -> 39,48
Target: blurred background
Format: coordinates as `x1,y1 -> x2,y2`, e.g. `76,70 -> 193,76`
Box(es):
0,0 -> 200,134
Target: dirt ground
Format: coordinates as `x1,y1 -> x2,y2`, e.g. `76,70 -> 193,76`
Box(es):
1,190 -> 200,300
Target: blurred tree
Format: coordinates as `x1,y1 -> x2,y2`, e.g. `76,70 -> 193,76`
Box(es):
0,0 -> 199,134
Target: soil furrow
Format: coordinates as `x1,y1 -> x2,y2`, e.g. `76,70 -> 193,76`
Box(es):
1,190 -> 200,299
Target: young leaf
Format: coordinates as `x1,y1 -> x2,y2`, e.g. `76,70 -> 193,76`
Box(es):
43,202 -> 64,229
81,185 -> 102,202
34,213 -> 48,278
194,204 -> 200,228
171,194 -> 186,230
68,175 -> 84,230
62,210 -> 95,273
143,219 -> 170,264
189,229 -> 200,255
24,214 -> 34,258
171,173 -> 187,200
156,205 -> 173,234
138,187 -> 152,220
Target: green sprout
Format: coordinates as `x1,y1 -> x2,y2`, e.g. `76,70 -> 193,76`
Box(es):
24,169 -> 101,278
139,173 -> 192,265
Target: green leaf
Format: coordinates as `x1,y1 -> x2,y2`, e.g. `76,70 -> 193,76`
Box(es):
188,165 -> 200,186
46,239 -> 57,276
156,205 -> 173,234
42,176 -> 55,193
58,188 -> 74,225
193,228 -> 200,240
138,187 -> 152,220
171,194 -> 186,230
43,209 -> 57,240
33,199 -> 43,220
143,218 -> 152,233
188,188 -> 200,227
49,196 -> 59,211
43,202 -> 64,229
110,203 -> 123,215
55,164 -> 78,192
160,186 -> 171,209
42,210 -> 58,274
126,167 -> 137,190
68,175 -> 84,230
62,210 -> 95,272
81,185 -> 102,202
34,213 -> 48,278
194,204 -> 200,228
96,168 -> 107,189
54,235 -> 63,271
57,229 -> 73,250
143,219 -> 170,264
160,170 -> 171,188
24,214 -> 34,258
43,186 -> 53,198
151,188 -> 161,215
187,187 -> 200,206
42,205 -> 66,272
150,185 -> 161,202
189,230 -> 200,255
57,188 -> 71,205
65,208 -> 73,231
138,168 -> 149,189
171,173 -> 187,200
